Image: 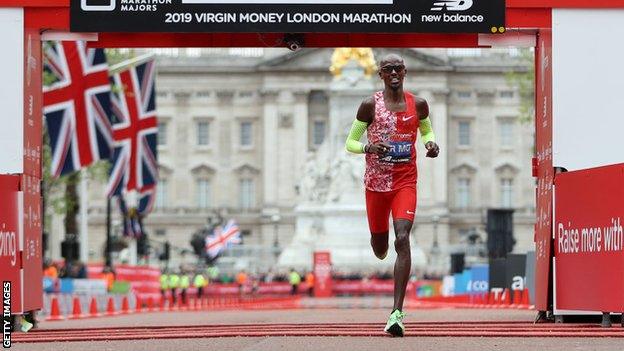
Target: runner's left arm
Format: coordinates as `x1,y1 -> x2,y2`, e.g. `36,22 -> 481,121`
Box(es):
416,98 -> 435,145
416,98 -> 439,158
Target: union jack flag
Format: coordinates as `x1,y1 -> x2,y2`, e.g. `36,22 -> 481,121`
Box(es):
43,41 -> 113,177
105,59 -> 158,204
118,185 -> 155,237
205,220 -> 242,259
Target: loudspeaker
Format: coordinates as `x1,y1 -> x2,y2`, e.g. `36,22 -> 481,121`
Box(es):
450,253 -> 465,274
486,209 -> 515,259
61,239 -> 79,261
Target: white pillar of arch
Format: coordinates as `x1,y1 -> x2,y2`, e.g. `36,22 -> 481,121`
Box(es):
0,8 -> 24,174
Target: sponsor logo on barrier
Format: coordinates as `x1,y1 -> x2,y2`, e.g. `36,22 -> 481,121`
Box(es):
511,276 -> 525,291
0,225 -> 16,267
468,280 -> 488,292
3,281 -> 10,348
431,0 -> 473,11
424,0 -> 484,24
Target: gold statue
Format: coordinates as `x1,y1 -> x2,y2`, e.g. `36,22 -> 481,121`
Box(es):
330,48 -> 377,78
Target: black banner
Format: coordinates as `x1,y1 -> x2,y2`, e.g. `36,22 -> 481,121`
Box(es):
488,258 -> 506,291
71,0 -> 506,33
504,254 -> 526,291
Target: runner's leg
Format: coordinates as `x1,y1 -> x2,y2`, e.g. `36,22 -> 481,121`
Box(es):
366,190 -> 391,259
391,187 -> 417,311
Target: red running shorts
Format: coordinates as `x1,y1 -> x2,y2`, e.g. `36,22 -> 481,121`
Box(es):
365,186 -> 417,233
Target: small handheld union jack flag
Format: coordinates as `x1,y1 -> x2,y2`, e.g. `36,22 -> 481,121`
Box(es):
105,59 -> 158,209
43,41 -> 113,177
205,220 -> 242,259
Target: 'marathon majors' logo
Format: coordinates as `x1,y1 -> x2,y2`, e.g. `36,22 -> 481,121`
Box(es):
182,0 -> 393,3
81,0 -> 116,11
431,0 -> 473,11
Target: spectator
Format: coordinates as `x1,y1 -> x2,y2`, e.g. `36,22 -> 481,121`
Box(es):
193,271 -> 208,299
160,270 -> 169,301
289,268 -> 301,295
305,271 -> 315,296
43,260 -> 58,279
169,272 -> 180,305
236,270 -> 248,295
180,273 -> 190,306
75,261 -> 87,279
102,266 -> 115,292
207,265 -> 220,282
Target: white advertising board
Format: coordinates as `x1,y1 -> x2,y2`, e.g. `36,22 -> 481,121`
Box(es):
553,9 -> 624,171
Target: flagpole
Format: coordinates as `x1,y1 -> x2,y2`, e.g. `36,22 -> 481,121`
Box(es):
105,196 -> 112,267
79,170 -> 89,262
108,53 -> 155,75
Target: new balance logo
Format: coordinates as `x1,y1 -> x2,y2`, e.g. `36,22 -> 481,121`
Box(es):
402,115 -> 414,122
431,0 -> 473,11
81,0 -> 116,11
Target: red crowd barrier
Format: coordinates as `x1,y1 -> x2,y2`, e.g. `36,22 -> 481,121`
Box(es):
410,288 -> 532,310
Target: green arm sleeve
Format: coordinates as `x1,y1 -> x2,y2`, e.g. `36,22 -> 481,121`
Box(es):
419,116 -> 436,145
345,119 -> 369,154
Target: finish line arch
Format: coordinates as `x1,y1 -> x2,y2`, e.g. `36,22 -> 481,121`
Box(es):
2,0 -> 624,321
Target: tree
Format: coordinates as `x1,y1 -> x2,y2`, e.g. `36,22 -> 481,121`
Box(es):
505,48 -> 535,124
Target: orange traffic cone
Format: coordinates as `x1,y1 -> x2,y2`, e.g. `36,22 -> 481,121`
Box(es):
88,296 -> 101,317
169,294 -> 175,311
521,288 -> 530,306
503,289 -> 511,306
106,296 -> 117,316
68,296 -> 85,319
147,296 -> 154,312
512,289 -> 522,307
135,295 -> 143,313
486,291 -> 495,308
121,296 -> 130,314
46,296 -> 65,321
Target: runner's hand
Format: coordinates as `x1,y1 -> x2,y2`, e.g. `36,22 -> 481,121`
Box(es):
425,141 -> 439,158
367,142 -> 392,156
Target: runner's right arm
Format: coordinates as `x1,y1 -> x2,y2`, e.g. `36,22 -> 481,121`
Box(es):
345,97 -> 389,155
345,119 -> 369,153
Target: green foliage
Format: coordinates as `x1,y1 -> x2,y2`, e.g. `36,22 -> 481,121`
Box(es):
105,48 -> 134,66
505,48 -> 535,124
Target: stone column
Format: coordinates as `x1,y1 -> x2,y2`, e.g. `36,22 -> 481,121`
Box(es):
173,90 -> 192,207
216,90 -> 234,207
292,90 -> 309,184
429,89 -> 450,207
261,90 -> 279,206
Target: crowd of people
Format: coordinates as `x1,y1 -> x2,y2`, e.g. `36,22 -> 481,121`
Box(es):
43,259 -> 88,279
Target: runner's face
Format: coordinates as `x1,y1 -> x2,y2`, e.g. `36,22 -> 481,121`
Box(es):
379,59 -> 406,91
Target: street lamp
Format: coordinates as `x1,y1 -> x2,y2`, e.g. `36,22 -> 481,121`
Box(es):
271,214 -> 281,261
429,215 -> 441,274
432,215 -> 440,250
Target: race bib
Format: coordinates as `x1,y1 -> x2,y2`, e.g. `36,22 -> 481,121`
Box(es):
379,141 -> 412,163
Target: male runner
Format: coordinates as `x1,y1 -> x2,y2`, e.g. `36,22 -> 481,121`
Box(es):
345,54 -> 440,337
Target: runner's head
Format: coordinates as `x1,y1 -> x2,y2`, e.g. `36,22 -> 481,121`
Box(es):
379,54 -> 406,92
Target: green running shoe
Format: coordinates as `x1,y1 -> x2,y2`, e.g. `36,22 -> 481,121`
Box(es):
384,309 -> 406,337
20,319 -> 33,333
